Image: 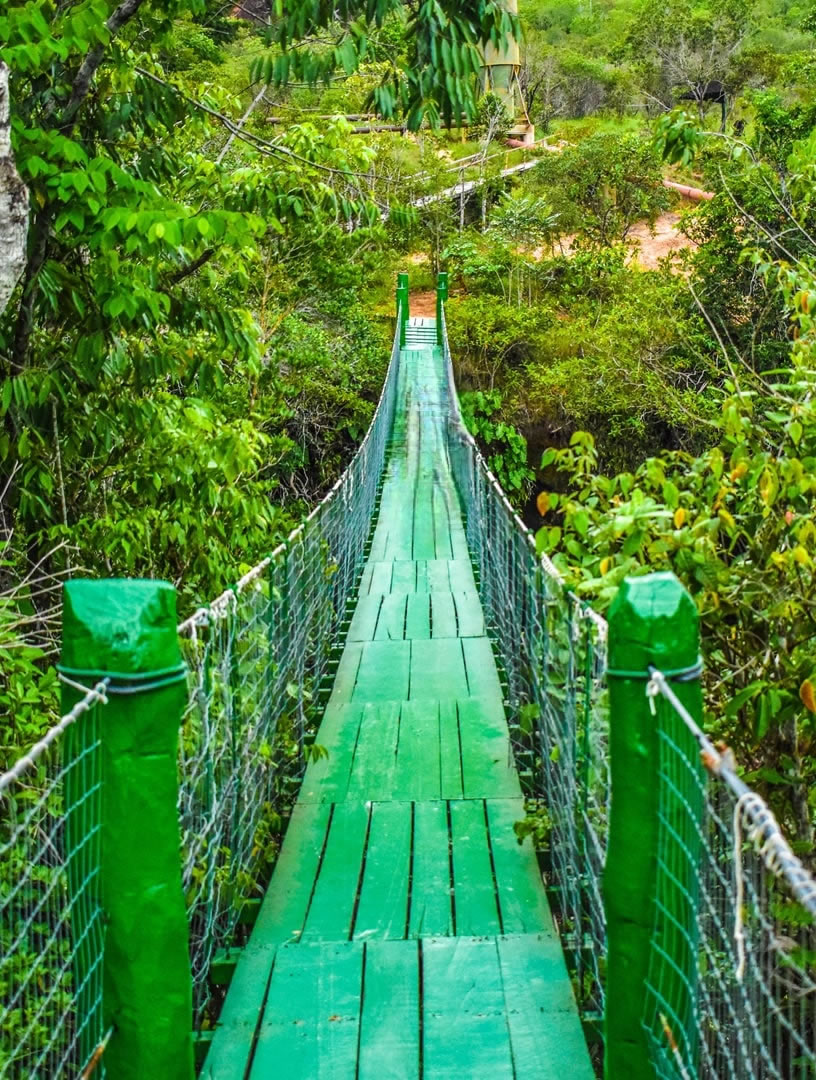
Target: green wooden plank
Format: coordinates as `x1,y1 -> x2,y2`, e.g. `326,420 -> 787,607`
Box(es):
354,802 -> 412,940
347,593 -> 384,642
408,801 -> 453,937
250,942 -> 363,1080
393,701 -> 440,800
301,802 -> 370,942
365,562 -> 393,596
457,698 -> 520,799
299,704 -> 363,804
498,934 -> 596,1078
201,941 -> 274,1077
432,486 -> 455,561
412,484 -> 437,560
439,700 -> 463,801
486,799 -> 552,933
374,593 -> 408,641
329,641 -> 363,705
391,561 -> 418,593
450,800 -> 501,936
353,641 -> 411,702
405,594 -> 431,640
414,560 -> 429,593
447,559 -> 476,592
358,940 -> 420,1080
430,593 -> 458,638
452,591 -> 485,637
425,559 -> 450,592
461,636 -> 503,705
346,702 -> 400,801
410,638 -> 468,699
422,937 -> 514,1080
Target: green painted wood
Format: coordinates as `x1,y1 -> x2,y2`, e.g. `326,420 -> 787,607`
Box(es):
458,699 -> 520,799
301,802 -> 370,942
250,942 -> 362,1080
405,593 -> 431,639
354,802 -> 412,940
425,559 -> 451,592
364,561 -> 393,595
299,704 -> 362,803
498,934 -> 597,1079
439,700 -> 463,801
422,937 -> 514,1080
353,641 -> 411,702
452,590 -> 485,637
358,940 -> 420,1080
412,484 -> 437,560
447,558 -> 476,592
347,593 -> 383,641
200,943 -> 274,1078
414,560 -> 429,593
375,593 -> 409,641
391,560 -> 418,593
430,592 -> 458,638
461,636 -> 504,704
449,800 -> 501,936
393,701 -> 440,800
432,486 -> 455,561
329,641 -> 364,704
486,799 -> 552,933
346,702 -> 400,800
408,801 -> 453,937
410,638 -> 468,699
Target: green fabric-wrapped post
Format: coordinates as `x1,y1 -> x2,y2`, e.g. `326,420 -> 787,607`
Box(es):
61,579 -> 194,1080
397,271 -> 409,347
436,272 -> 449,345
604,572 -> 703,1080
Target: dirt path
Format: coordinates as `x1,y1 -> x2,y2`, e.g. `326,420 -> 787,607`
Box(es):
409,290 -> 437,317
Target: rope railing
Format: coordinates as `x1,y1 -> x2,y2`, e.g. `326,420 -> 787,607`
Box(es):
176,307 -> 402,1027
440,300 -> 611,1026
0,683 -> 109,1078
644,668 -> 816,1080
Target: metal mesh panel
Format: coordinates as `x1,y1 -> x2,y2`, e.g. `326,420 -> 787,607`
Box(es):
177,316 -> 402,1027
0,687 -> 108,1078
646,670 -> 816,1079
440,304 -> 610,1023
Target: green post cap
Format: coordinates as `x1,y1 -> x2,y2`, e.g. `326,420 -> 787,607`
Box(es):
61,579 -> 182,675
437,272 -> 449,299
397,272 -> 409,289
608,571 -> 698,673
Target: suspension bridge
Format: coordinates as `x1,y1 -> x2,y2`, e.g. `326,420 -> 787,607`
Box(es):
2,276 -> 816,1080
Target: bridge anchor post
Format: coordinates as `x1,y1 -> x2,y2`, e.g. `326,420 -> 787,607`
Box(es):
60,579 -> 194,1080
604,572 -> 704,1080
396,272 -> 409,347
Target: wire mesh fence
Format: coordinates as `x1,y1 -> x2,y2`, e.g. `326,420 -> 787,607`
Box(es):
440,304 -> 610,1025
0,683 -> 108,1079
176,312 -> 402,1028
645,669 -> 816,1080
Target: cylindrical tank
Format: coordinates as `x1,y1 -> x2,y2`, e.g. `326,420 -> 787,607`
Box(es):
480,0 -> 520,114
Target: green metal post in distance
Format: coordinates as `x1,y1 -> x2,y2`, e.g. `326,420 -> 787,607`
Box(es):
604,572 -> 703,1080
397,271 -> 409,347
61,579 -> 194,1080
436,272 -> 448,345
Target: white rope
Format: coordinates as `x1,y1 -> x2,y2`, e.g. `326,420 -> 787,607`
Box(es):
0,678 -> 109,793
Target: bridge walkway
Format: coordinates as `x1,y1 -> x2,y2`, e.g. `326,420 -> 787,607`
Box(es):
202,318 -> 594,1079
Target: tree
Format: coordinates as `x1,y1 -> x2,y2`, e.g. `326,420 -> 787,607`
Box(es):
0,62 -> 27,317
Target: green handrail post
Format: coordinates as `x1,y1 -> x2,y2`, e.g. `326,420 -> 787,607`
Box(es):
604,571 -> 704,1080
61,579 -> 194,1080
397,271 -> 409,347
436,272 -> 449,345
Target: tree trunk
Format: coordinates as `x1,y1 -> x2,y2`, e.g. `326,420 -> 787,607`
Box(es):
0,62 -> 29,318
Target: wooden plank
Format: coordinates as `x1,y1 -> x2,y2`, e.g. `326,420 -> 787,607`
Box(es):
486,799 -> 552,934
425,559 -> 450,592
390,561 -> 418,593
432,486 -> 455,561
422,937 -> 514,1080
393,700 -> 440,800
329,641 -> 363,705
250,942 -> 363,1080
412,484 -> 437,560
299,703 -> 363,803
404,593 -> 431,640
452,591 -> 485,637
430,593 -> 458,638
447,559 -> 476,592
346,702 -> 400,801
365,561 -> 393,596
353,641 -> 410,702
409,638 -> 468,700
301,802 -> 370,942
354,802 -> 412,940
414,560 -> 429,593
498,934 -> 596,1078
408,801 -> 453,937
449,800 -> 501,936
461,636 -> 503,705
374,594 -> 408,641
438,700 -> 463,801
358,940 -> 420,1080
458,698 -> 520,800
347,593 -> 383,641
201,941 -> 274,1077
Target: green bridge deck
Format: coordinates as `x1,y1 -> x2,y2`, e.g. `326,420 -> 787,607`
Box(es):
202,319 -> 594,1079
